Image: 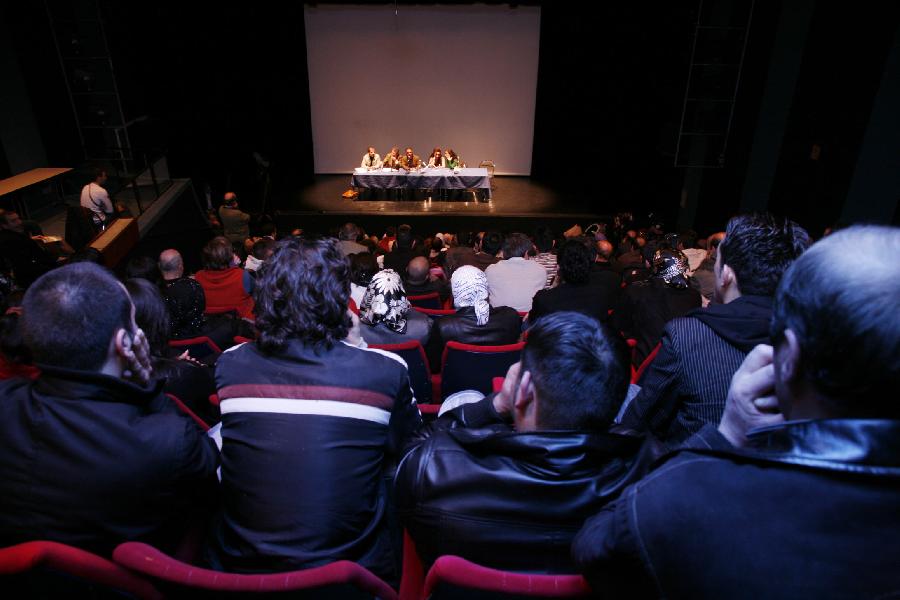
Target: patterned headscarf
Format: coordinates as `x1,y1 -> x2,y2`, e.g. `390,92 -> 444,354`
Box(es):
360,269 -> 410,333
652,248 -> 690,289
451,265 -> 490,326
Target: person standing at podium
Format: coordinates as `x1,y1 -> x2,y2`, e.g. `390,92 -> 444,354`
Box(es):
360,147 -> 382,170
80,167 -> 114,229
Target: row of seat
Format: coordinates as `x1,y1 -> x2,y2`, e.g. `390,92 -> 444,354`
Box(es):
0,535 -> 592,599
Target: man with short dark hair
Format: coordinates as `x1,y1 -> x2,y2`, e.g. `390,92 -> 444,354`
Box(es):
621,213 -> 810,444
383,224 -> 420,273
485,232 -> 547,312
80,167 -> 113,227
574,225 -> 900,598
337,222 -> 368,256
397,311 -> 650,573
471,231 -> 502,270
529,239 -> 617,324
0,263 -> 218,555
206,237 -> 421,581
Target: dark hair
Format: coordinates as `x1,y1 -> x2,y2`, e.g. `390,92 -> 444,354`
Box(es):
350,252 -> 380,287
395,224 -> 413,250
719,213 -> 811,296
125,255 -> 161,284
502,233 -> 533,258
252,238 -> 277,261
22,263 -> 131,370
679,229 -> 698,249
521,311 -> 629,429
339,222 -> 360,241
770,226 -> 900,415
255,237 -> 351,352
534,226 -> 555,253
91,166 -> 106,181
481,231 -> 503,256
201,236 -> 234,270
258,221 -> 277,238
557,239 -> 591,285
125,278 -> 170,357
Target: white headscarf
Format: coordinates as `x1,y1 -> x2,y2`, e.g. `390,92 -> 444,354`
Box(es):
451,265 -> 490,326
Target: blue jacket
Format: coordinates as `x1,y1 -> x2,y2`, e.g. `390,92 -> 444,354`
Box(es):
573,420 -> 900,599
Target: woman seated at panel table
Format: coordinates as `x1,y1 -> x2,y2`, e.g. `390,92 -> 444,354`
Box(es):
444,149 -> 463,169
427,147 -> 446,168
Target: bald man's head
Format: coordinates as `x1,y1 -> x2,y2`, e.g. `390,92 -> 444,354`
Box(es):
707,231 -> 726,258
406,256 -> 430,284
771,225 -> 900,418
223,192 -> 238,206
158,249 -> 184,280
596,240 -> 614,261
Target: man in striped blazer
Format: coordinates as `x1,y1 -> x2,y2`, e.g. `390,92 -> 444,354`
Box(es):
619,213 -> 810,445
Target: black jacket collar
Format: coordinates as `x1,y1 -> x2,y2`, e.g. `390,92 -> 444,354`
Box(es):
35,364 -> 164,406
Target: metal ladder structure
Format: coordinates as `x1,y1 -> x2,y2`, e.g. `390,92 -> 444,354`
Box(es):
674,0 -> 756,168
44,0 -> 132,171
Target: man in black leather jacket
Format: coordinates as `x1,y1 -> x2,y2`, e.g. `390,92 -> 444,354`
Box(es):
396,311 -> 658,573
573,225 -> 900,599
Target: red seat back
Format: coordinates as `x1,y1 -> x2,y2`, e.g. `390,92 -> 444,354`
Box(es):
0,541 -> 162,600
369,340 -> 434,404
166,393 -> 211,432
113,542 -> 398,599
422,555 -> 592,599
407,292 -> 442,310
167,336 -> 222,360
632,341 -> 662,384
439,341 -> 525,400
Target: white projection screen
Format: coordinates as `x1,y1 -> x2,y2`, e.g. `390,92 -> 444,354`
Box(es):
304,4 -> 541,175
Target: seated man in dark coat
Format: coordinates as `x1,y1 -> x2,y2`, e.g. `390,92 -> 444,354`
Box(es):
0,263 -> 218,556
574,225 -> 900,599
425,265 -> 521,371
529,238 -> 619,325
621,213 -> 810,445
613,248 -> 701,366
397,311 -> 655,573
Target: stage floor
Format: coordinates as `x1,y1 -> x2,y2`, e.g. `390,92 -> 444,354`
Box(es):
279,175 -> 602,219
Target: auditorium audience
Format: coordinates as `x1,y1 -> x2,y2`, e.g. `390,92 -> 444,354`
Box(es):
125,278 -> 218,423
349,251 -> 380,308
397,311 -> 650,572
244,237 -> 276,273
529,238 -> 617,325
358,269 -> 432,347
574,225 -> 900,599
621,213 -> 810,444
0,263 -> 218,556
382,224 -> 421,273
425,266 -> 521,370
471,230 -> 502,270
532,226 -> 558,287
338,222 -> 368,256
0,209 -> 58,287
486,232 -> 547,313
193,236 -> 255,319
205,237 -> 420,581
613,247 -> 701,366
404,256 -> 450,304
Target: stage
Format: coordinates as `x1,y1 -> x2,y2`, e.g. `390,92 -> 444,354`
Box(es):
274,175 -> 607,235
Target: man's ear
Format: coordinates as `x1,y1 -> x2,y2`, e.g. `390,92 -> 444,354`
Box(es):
513,370 -> 535,415
719,263 -> 736,290
777,328 -> 801,384
114,328 -> 135,362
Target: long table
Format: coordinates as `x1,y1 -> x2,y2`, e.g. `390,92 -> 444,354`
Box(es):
350,167 -> 491,199
0,167 -> 72,218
